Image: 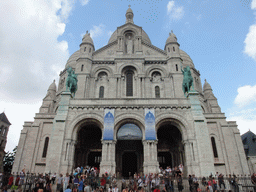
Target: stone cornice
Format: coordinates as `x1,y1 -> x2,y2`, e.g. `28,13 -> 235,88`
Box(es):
69,104 -> 191,110
144,60 -> 167,64
92,61 -> 115,64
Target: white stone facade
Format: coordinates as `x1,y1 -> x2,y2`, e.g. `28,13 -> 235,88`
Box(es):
12,8 -> 249,177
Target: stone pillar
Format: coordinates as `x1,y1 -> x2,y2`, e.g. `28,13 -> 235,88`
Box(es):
68,140 -> 76,173
142,78 -> 145,98
183,140 -> 193,176
143,140 -> 159,174
45,91 -> 71,174
100,140 -> 116,175
188,92 -> 215,176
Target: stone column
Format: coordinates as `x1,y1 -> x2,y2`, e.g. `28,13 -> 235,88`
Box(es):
68,140 -> 76,173
142,78 -> 145,98
143,140 -> 159,174
85,75 -> 90,98
183,140 -> 192,176
100,140 -> 116,176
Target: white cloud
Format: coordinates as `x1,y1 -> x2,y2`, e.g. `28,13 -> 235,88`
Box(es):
252,0 -> 256,9
90,24 -> 106,38
81,24 -> 113,49
244,24 -> 256,59
227,111 -> 256,135
234,85 -> 256,107
0,0 -> 79,151
244,0 -> 256,60
167,1 -> 184,21
227,84 -> 256,135
80,0 -> 89,6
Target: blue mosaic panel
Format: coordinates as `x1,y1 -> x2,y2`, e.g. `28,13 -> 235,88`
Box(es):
145,108 -> 156,140
103,109 -> 115,140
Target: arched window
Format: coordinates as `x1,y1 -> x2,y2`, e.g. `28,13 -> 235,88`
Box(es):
89,48 -> 91,53
155,86 -> 160,98
176,64 -> 178,71
0,126 -> 3,134
211,137 -> 218,158
126,71 -> 133,96
168,47 -> 170,52
81,65 -> 84,71
173,47 -> 175,51
99,86 -> 104,98
84,47 -> 86,52
42,137 -> 49,158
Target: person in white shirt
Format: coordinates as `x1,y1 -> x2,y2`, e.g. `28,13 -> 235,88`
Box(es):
113,186 -> 118,192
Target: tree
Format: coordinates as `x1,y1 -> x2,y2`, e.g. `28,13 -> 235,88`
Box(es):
3,146 -> 17,173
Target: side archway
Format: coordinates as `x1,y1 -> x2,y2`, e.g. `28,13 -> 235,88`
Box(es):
69,113 -> 104,169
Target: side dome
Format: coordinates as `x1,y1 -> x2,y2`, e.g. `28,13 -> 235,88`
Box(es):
65,50 -> 80,68
48,80 -> 57,91
166,31 -> 177,45
180,49 -> 194,68
81,31 -> 94,46
203,79 -> 212,91
108,29 -> 152,44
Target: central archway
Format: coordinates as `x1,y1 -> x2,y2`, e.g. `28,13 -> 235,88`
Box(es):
74,123 -> 102,169
115,123 -> 143,177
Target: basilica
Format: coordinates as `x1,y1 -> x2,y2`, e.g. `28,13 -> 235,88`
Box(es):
12,7 -> 249,177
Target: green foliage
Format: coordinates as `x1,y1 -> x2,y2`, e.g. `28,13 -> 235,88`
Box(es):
3,146 -> 17,173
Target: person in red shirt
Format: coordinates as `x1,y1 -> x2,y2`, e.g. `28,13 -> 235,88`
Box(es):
153,186 -> 160,192
100,174 -> 106,191
8,174 -> 13,188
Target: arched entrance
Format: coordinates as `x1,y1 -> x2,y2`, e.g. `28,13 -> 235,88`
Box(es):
74,123 -> 102,169
116,123 -> 143,177
157,123 -> 184,170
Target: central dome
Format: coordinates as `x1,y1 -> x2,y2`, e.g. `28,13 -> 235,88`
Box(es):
108,28 -> 152,45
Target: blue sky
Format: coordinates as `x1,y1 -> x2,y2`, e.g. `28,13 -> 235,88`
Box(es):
1,0 -> 256,152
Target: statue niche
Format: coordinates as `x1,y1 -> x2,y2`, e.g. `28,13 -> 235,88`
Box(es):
125,33 -> 134,54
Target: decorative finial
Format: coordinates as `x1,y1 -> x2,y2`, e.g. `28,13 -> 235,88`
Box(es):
86,30 -> 88,34
53,79 -> 55,83
171,30 -> 173,33
128,5 -> 131,8
169,33 -> 171,36
205,79 -> 206,82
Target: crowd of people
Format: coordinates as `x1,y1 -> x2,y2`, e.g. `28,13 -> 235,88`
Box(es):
1,165 -> 256,192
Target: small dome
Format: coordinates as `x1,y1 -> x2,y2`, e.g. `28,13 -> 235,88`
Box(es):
82,31 -> 94,45
48,80 -> 56,91
108,29 -> 151,44
180,49 -> 194,68
166,31 -> 177,45
203,79 -> 212,91
126,7 -> 133,14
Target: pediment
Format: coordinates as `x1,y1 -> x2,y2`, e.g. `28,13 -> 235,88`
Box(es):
142,42 -> 167,57
93,41 -> 118,59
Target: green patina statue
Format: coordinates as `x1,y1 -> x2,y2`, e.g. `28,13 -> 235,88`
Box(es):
66,67 -> 78,97
181,65 -> 194,96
